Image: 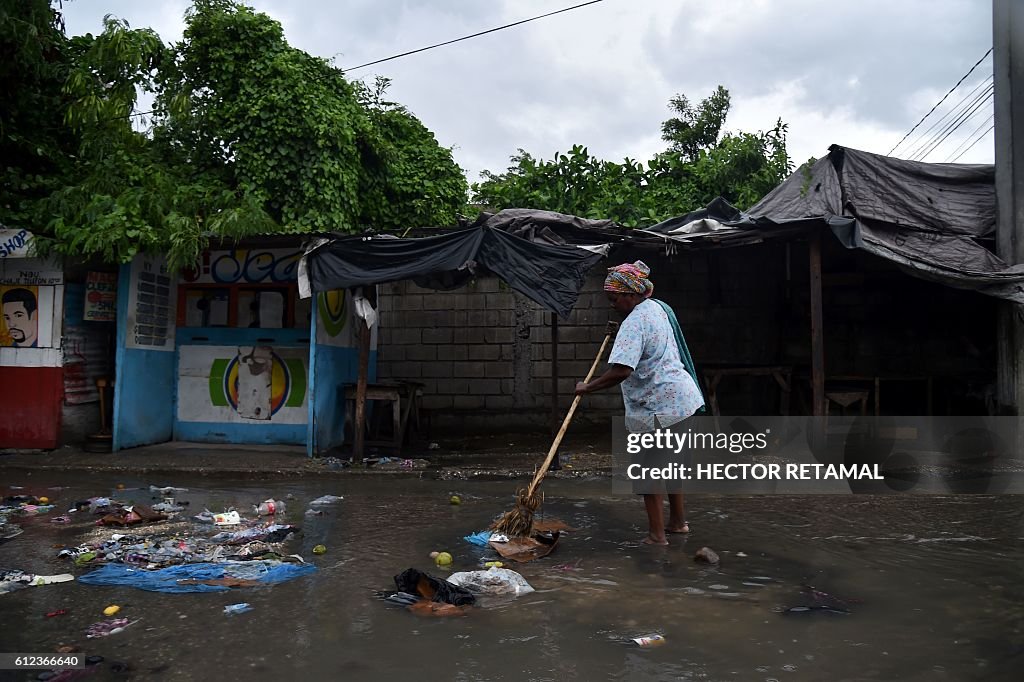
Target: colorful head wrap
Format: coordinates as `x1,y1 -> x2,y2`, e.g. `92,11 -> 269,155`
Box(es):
604,261 -> 654,298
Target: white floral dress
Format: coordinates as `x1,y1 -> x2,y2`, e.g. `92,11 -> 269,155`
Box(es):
607,299 -> 704,432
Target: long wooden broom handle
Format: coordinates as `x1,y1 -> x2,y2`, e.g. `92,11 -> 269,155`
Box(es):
525,327 -> 616,498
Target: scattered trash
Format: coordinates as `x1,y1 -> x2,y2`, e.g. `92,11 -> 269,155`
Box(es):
320,457 -> 350,470
695,547 -> 720,564
212,524 -> 298,545
304,509 -> 324,517
150,502 -> 184,513
449,495 -> 461,505
86,618 -> 137,638
632,634 -> 666,648
0,569 -> 75,595
483,561 -> 504,568
309,495 -> 343,506
489,533 -> 509,543
377,568 -> 476,616
446,567 -> 534,596
254,499 -> 286,516
312,544 -> 327,555
463,531 -> 493,547
103,605 -> 121,616
149,486 -> 188,494
213,511 -> 241,526
97,503 -> 169,527
224,603 -> 253,615
434,552 -> 453,567
51,516 -> 72,524
428,442 -> 440,450
45,609 -> 68,618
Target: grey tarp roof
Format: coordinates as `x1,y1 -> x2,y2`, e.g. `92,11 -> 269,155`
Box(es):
644,145 -> 1024,303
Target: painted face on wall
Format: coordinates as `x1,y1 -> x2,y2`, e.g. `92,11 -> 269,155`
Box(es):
2,288 -> 39,348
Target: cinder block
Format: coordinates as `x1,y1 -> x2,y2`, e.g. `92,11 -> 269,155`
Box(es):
391,362 -> 422,378
454,361 -> 488,378
485,293 -> 514,310
484,328 -> 514,344
423,328 -> 453,344
499,345 -> 516,361
501,379 -> 515,394
468,345 -> 500,361
422,395 -> 454,410
406,345 -> 437,362
399,294 -> 424,311
467,311 -> 488,327
436,378 -> 470,395
445,344 -> 469,361
380,345 -> 406,363
467,378 -> 499,395
453,395 -> 485,410
559,327 -> 591,343
458,328 -> 486,344
474,277 -> 500,293
392,329 -> 421,345
464,294 -> 488,309
485,363 -> 514,378
422,361 -> 454,378
485,395 -> 515,410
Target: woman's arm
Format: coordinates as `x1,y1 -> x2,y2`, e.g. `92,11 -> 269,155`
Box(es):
575,363 -> 633,395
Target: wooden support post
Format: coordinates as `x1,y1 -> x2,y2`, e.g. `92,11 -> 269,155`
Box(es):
353,316 -> 371,464
550,312 -> 559,435
809,230 -> 826,417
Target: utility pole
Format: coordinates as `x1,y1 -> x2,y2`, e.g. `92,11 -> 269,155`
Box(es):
993,0 -> 1024,414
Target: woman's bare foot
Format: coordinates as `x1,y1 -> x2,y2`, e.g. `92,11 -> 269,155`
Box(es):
642,534 -> 669,545
666,523 -> 689,534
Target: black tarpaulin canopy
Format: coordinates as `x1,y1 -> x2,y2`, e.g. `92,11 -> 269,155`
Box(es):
642,145 -> 1024,303
301,215 -> 609,318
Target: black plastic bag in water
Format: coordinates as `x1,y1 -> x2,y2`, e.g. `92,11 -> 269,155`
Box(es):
393,568 -> 476,606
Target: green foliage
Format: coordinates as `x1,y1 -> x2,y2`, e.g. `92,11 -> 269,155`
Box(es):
5,0 -> 466,270
0,0 -> 76,229
472,88 -> 793,227
355,77 -> 467,229
660,85 -> 731,162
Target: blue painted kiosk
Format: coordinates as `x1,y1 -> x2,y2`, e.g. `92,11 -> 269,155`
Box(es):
111,240 -> 370,455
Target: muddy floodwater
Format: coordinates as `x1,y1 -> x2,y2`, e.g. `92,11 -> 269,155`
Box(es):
1,472 -> 1022,681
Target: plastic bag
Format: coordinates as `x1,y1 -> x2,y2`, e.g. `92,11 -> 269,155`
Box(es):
445,567 -> 534,597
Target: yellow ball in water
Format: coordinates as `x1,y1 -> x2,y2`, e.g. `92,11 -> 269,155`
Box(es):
103,605 -> 120,616
449,495 -> 461,505
39,497 -> 50,504
312,545 -> 327,555
435,552 -> 453,566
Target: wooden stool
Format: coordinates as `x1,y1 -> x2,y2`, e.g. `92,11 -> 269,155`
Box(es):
343,382 -> 423,453
825,389 -> 869,428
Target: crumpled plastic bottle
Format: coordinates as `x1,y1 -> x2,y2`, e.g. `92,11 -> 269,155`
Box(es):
223,603 -> 252,615
254,499 -> 286,516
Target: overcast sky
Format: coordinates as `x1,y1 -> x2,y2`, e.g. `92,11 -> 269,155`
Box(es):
60,0 -> 995,183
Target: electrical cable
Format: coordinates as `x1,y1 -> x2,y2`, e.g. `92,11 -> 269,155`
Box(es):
887,47 -> 993,155
344,0 -> 607,71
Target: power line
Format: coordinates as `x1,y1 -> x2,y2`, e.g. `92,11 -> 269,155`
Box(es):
888,47 -> 993,155
913,85 -> 992,161
900,74 -> 991,157
950,123 -> 994,163
946,112 -> 994,162
343,0 -> 607,71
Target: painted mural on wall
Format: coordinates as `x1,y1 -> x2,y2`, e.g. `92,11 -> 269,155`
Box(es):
178,345 -> 307,425
181,249 -> 301,285
0,284 -> 57,349
126,254 -> 175,351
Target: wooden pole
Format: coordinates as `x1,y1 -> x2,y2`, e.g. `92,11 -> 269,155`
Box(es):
550,312 -> 559,435
809,230 -> 826,417
353,315 -> 371,464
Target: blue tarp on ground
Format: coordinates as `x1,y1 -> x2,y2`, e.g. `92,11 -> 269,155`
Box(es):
77,561 -> 316,593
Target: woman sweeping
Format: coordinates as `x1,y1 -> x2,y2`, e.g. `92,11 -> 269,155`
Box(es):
575,261 -> 704,545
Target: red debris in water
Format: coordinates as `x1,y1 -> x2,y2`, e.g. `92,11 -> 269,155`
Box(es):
46,609 -> 68,617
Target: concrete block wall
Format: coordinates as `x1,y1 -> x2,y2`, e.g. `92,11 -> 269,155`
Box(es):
376,243 -> 794,434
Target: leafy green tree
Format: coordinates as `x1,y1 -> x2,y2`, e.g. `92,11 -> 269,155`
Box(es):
660,85 -> 731,162
10,0 -> 466,270
472,86 -> 792,226
0,0 -> 76,229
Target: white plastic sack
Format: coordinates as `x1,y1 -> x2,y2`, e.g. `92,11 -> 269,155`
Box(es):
446,567 -> 534,597
309,495 -> 344,505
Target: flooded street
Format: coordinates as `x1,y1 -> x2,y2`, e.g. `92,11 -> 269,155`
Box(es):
1,472 -> 1023,681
